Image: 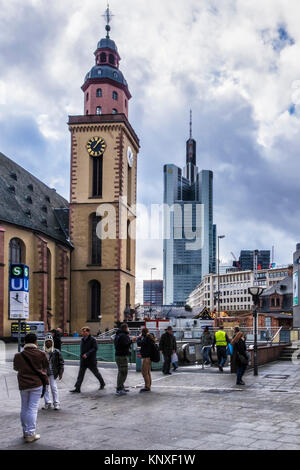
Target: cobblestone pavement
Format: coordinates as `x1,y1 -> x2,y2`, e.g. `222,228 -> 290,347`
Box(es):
1,345 -> 300,450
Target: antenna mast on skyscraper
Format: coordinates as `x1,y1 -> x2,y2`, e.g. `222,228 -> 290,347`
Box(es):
190,109 -> 193,139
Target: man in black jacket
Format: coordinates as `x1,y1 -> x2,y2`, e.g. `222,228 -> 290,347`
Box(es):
114,324 -> 136,396
159,326 -> 177,375
70,327 -> 105,393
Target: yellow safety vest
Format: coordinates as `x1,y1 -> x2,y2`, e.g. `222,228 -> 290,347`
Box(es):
215,330 -> 227,346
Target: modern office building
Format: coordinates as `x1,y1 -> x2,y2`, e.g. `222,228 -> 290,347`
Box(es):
233,250 -> 271,271
143,280 -> 163,306
163,113 -> 216,306
187,266 -> 290,314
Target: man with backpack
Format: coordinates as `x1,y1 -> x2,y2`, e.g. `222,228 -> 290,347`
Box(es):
137,327 -> 156,392
159,326 -> 177,375
114,323 -> 136,396
14,333 -> 49,443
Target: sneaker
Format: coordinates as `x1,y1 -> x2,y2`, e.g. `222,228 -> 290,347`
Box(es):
139,388 -> 151,393
123,387 -> 130,392
115,389 -> 127,396
42,403 -> 52,410
25,434 -> 40,443
69,389 -> 80,393
218,366 -> 224,372
53,404 -> 60,410
237,380 -> 245,385
99,383 -> 106,390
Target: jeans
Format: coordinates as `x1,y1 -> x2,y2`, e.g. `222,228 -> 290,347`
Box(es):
115,356 -> 128,391
44,375 -> 60,405
236,365 -> 247,383
20,386 -> 42,436
75,362 -> 105,391
217,346 -> 227,367
203,346 -> 212,363
141,357 -> 152,389
162,354 -> 171,374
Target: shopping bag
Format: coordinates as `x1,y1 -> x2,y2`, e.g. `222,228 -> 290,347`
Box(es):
171,352 -> 178,363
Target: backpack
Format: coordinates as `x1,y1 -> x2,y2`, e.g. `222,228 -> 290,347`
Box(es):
150,342 -> 161,363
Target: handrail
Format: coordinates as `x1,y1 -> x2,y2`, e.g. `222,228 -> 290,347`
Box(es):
270,326 -> 282,344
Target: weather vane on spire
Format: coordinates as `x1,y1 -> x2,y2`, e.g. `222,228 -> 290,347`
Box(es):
103,3 -> 114,38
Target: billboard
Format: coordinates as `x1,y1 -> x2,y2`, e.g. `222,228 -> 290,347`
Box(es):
9,264 -> 29,320
293,271 -> 298,307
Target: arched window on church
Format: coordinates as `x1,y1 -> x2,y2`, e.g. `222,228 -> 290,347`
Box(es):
100,52 -> 106,63
47,248 -> 52,310
90,213 -> 102,265
92,154 -> 103,197
96,106 -> 102,115
89,280 -> 101,321
112,108 -> 118,114
96,88 -> 102,97
109,54 -> 115,65
126,220 -> 131,271
126,283 -> 130,307
112,91 -> 118,101
9,238 -> 26,264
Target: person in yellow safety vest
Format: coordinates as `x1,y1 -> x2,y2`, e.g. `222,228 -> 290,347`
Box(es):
212,325 -> 231,372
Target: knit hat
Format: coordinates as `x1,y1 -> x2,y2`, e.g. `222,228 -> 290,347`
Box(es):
44,333 -> 54,352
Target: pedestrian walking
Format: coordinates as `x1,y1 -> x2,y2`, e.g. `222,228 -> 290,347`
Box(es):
137,328 -> 156,392
231,331 -> 249,385
212,324 -> 231,372
200,327 -> 213,365
114,323 -> 136,395
13,333 -> 49,443
42,333 -> 64,410
70,327 -> 105,393
159,326 -> 177,375
51,328 -> 62,351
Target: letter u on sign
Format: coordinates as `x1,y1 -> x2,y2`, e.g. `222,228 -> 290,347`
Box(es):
10,278 -> 24,291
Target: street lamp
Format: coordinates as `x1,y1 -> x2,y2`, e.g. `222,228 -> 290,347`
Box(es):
217,235 -> 225,319
150,267 -> 157,316
248,286 -> 264,376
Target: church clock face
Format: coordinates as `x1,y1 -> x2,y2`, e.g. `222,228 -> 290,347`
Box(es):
86,137 -> 106,157
127,146 -> 134,168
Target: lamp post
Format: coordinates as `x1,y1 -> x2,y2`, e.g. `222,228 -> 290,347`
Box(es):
150,267 -> 157,316
217,235 -> 225,319
248,286 -> 264,376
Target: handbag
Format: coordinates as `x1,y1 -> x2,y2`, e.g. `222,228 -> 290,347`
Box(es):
21,352 -> 47,398
226,344 -> 233,356
237,352 -> 249,366
171,352 -> 178,364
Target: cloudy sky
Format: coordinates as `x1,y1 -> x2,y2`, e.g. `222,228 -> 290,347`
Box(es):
1,0 -> 300,302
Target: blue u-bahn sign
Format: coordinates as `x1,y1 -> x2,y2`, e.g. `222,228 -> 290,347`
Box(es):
9,264 -> 30,320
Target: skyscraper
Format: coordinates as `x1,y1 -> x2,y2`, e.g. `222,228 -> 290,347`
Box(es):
163,112 -> 216,305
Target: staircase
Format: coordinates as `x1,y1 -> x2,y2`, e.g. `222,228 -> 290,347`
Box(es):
279,345 -> 300,361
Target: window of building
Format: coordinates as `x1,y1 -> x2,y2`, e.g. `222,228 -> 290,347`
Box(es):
92,155 -> 103,197
126,283 -> 130,307
96,106 -> 102,115
112,91 -> 118,101
112,108 -> 118,114
109,54 -> 115,65
126,220 -> 131,271
47,248 -> 52,310
86,93 -> 89,102
100,52 -> 106,63
89,280 -> 101,321
96,88 -> 102,97
86,110 -> 89,115
90,214 -> 101,265
9,238 -> 26,264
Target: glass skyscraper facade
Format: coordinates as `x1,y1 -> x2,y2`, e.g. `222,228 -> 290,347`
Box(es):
163,118 -> 216,305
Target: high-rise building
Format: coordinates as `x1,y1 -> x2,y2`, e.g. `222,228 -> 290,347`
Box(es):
163,112 -> 216,306
69,7 -> 140,331
234,250 -> 271,271
143,280 -> 163,306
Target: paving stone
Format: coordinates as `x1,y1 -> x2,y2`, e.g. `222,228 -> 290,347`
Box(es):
249,440 -> 282,450
279,434 -> 300,444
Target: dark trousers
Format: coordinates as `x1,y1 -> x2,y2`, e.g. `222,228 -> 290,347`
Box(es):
115,356 -> 129,391
75,362 -> 105,391
216,346 -> 227,367
236,365 -> 247,383
162,354 -> 172,374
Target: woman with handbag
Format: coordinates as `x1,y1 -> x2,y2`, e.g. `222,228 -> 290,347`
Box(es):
231,331 -> 249,385
14,333 -> 49,443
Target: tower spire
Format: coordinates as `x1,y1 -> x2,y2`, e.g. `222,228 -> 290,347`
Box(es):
103,3 -> 114,38
190,109 -> 192,139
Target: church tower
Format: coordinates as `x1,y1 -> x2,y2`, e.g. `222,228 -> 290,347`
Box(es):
69,6 -> 139,333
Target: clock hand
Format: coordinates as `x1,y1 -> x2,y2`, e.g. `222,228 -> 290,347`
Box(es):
93,140 -> 102,150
